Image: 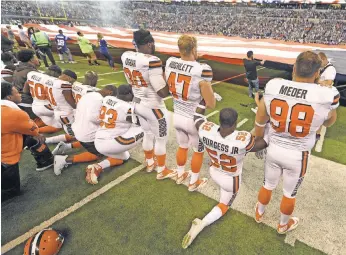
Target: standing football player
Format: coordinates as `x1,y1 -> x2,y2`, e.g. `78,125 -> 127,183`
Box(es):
182,105 -> 267,249
165,35 -> 216,191
254,51 -> 339,234
121,29 -> 175,180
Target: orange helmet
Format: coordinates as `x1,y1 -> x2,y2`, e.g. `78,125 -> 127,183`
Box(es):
24,229 -> 64,255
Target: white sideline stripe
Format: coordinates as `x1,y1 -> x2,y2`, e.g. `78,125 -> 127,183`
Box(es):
98,79 -> 104,81
1,164 -> 146,254
100,83 -> 117,87
163,67 -> 266,101
236,118 -> 248,128
206,110 -> 219,118
315,126 -> 327,152
77,71 -> 123,79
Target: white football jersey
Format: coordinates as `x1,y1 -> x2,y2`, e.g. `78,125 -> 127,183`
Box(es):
95,96 -> 133,139
72,82 -> 99,104
52,79 -> 74,113
264,78 -> 340,151
72,92 -> 103,143
199,121 -> 255,176
121,51 -> 165,108
165,57 -> 213,118
27,71 -> 56,106
319,63 -> 336,82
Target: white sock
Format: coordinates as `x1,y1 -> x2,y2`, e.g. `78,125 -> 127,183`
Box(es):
202,206 -> 223,227
258,202 -> 266,215
46,134 -> 67,144
147,158 -> 154,167
190,172 -> 199,185
98,159 -> 111,169
157,166 -> 164,173
177,165 -> 185,177
280,213 -> 290,226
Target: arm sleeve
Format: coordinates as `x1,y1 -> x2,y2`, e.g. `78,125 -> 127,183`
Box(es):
245,134 -> 255,152
196,64 -> 213,84
12,111 -> 39,136
148,60 -> 166,92
60,83 -> 73,91
331,87 -> 340,110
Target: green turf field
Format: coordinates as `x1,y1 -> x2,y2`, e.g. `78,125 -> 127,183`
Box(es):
2,54 -> 343,254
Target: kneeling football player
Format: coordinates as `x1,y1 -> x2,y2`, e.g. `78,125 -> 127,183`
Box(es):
53,85 -> 118,177
91,85 -> 144,183
182,102 -> 267,249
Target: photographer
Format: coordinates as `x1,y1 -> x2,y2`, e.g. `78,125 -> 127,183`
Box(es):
243,51 -> 264,98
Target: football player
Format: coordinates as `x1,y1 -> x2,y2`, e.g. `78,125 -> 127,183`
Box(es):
24,66 -> 63,134
83,71 -> 98,87
45,70 -> 77,144
182,104 -> 267,249
53,85 -> 118,176
72,81 -> 99,105
121,29 -> 175,180
254,51 -> 339,234
91,85 -> 145,184
165,35 -> 216,191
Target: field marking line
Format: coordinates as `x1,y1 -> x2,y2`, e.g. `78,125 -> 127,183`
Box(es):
206,110 -> 219,118
100,83 -> 118,87
77,70 -> 123,79
236,118 -> 248,128
98,78 -> 104,81
315,126 -> 327,152
164,67 -> 266,101
1,164 -> 145,254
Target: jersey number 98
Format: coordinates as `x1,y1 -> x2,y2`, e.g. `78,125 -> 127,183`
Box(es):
270,99 -> 314,138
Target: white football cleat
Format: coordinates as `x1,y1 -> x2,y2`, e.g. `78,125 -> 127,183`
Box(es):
182,218 -> 205,249
176,171 -> 190,185
277,217 -> 300,234
54,155 -> 69,176
85,164 -> 103,185
52,141 -> 71,155
188,178 -> 208,192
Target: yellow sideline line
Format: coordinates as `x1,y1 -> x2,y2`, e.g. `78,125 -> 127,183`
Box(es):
1,164 -> 145,254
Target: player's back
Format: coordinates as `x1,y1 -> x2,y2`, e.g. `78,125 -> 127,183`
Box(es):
199,121 -> 254,176
95,96 -> 132,139
264,78 -> 340,151
27,71 -> 56,106
165,57 -> 213,118
121,51 -> 164,108
52,79 -> 74,113
55,34 -> 66,48
72,82 -> 99,104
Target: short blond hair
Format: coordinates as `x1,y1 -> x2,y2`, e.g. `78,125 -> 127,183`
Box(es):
178,35 -> 197,56
318,52 -> 328,62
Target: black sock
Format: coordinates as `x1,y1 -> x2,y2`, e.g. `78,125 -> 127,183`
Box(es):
94,60 -> 99,64
88,59 -> 91,64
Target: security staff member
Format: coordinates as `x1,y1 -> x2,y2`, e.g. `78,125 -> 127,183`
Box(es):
31,28 -> 56,68
243,51 -> 264,98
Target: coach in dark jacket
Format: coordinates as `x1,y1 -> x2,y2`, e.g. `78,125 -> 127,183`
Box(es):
12,50 -> 41,119
1,33 -> 14,53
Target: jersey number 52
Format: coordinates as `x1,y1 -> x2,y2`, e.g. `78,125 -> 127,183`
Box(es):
270,99 -> 314,138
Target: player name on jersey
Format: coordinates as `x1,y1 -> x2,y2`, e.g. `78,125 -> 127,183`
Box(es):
279,85 -> 307,99
202,137 -> 239,154
125,58 -> 136,67
105,97 -> 118,107
168,61 -> 194,73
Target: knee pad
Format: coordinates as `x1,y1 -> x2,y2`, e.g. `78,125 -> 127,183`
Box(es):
142,132 -> 155,151
154,137 -> 167,156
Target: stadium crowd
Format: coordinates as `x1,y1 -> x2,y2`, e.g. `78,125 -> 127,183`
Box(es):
1,1 -> 346,44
